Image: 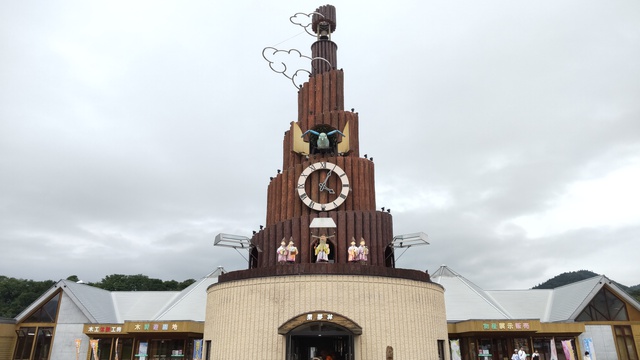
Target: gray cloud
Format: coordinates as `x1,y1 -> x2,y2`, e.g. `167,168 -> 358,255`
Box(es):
1,0 -> 639,290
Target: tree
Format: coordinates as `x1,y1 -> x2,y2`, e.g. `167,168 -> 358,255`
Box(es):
0,276 -> 55,318
92,274 -> 195,291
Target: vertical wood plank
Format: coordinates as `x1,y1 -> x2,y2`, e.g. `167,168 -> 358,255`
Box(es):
330,70 -> 339,111
315,72 -> 323,118
322,71 -> 331,115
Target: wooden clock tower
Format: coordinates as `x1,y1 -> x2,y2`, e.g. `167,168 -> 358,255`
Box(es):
252,4 -> 394,269
205,5 -> 448,360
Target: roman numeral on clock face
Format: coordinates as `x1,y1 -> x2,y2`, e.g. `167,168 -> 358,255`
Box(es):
297,161 -> 350,212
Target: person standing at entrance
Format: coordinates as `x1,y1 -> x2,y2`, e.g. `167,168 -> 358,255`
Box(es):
531,349 -> 540,360
511,349 -> 519,360
583,351 -> 591,360
518,347 -> 527,360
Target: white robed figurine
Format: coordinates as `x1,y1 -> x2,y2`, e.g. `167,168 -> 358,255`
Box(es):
276,240 -> 287,263
348,238 -> 358,262
357,238 -> 368,262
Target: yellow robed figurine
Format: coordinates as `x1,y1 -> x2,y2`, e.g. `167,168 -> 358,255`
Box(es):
313,235 -> 332,262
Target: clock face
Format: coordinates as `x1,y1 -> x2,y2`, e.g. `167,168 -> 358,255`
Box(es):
297,161 -> 350,211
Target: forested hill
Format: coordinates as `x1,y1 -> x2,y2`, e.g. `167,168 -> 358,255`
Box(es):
0,274 -> 196,318
532,270 -> 600,289
532,270 -> 640,302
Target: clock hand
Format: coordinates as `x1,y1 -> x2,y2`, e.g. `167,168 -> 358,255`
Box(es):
319,168 -> 335,194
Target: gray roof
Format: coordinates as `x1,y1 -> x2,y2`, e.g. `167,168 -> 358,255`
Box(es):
431,266 -> 511,321
431,265 -> 640,323
16,268 -> 225,324
155,268 -> 225,321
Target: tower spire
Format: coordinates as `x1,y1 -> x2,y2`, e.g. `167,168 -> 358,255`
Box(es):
311,5 -> 337,75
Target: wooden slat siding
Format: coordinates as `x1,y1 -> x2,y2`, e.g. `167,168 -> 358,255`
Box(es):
370,211 -> 378,267
272,176 -> 280,225
363,210 -> 372,264
272,174 -> 278,224
277,220 -> 285,266
267,174 -> 280,224
337,69 -> 344,111
355,157 -> 364,210
285,167 -> 294,220
330,70 -> 339,110
355,210 -> 363,261
315,71 -> 323,118
293,163 -> 302,221
367,160 -> 375,210
307,76 -> 316,130
299,83 -> 308,123
294,216 -> 309,263
352,113 -> 360,157
291,216 -> 300,264
281,170 -> 289,223
369,159 -> 377,210
324,111 -> 332,129
311,42 -> 335,74
332,213 -> 342,263
361,159 -> 370,211
253,232 -> 259,268
265,225 -> 277,266
265,180 -> 272,226
381,211 -> 389,265
339,155 -> 350,210
337,210 -> 347,263
334,112 -> 344,154
297,88 -> 303,123
311,5 -> 336,34
269,177 -> 274,225
261,228 -> 267,267
322,71 -> 331,114
282,132 -> 288,172
373,210 -> 381,266
275,173 -> 282,224
256,210 -> 394,267
348,210 -> 356,243
346,156 -> 356,210
262,228 -> 270,267
378,212 -> 395,262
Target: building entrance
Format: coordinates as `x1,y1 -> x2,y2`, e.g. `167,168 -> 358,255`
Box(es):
286,322 -> 354,360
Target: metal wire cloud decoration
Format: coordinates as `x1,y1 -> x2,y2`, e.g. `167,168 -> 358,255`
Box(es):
261,10 -> 331,89
262,47 -> 331,89
289,11 -> 324,37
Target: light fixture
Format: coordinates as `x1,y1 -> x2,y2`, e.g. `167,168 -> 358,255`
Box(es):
214,233 -> 261,263
388,232 -> 430,262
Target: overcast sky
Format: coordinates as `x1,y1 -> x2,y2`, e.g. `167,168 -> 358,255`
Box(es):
1,1 -> 639,291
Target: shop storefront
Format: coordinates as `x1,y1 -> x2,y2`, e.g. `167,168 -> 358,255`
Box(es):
82,322 -> 203,360
448,320 -> 585,360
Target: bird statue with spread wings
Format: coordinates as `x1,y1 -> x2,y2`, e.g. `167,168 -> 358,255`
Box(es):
291,122 -> 350,156
301,128 -> 345,153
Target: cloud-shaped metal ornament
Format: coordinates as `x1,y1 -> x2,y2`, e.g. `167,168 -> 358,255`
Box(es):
262,47 -> 331,89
